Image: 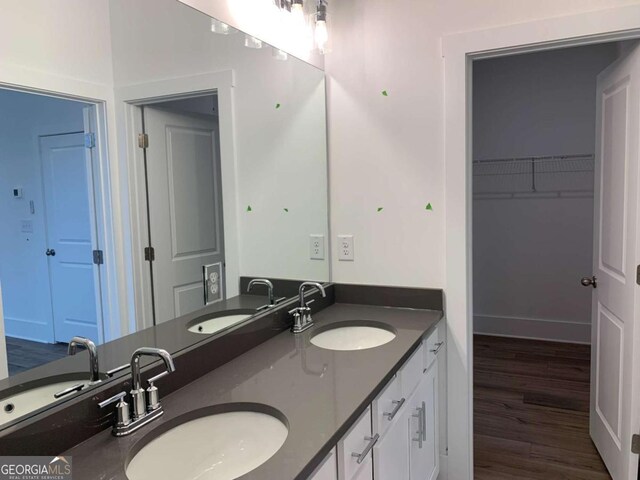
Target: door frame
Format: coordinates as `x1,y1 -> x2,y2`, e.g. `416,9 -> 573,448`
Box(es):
114,71 -> 241,331
441,6 -> 640,480
0,84 -> 119,344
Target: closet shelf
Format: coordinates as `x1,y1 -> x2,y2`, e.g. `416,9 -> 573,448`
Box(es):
473,153 -> 594,196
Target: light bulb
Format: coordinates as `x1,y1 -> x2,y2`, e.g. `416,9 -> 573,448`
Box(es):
315,19 -> 328,53
210,18 -> 231,35
291,1 -> 305,29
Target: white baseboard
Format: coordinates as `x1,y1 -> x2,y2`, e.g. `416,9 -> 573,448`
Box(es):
4,316 -> 53,343
437,454 -> 448,479
474,314 -> 591,344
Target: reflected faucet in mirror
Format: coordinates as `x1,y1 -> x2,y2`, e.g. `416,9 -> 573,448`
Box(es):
53,336 -> 102,400
247,279 -> 286,310
67,336 -> 100,384
99,347 -> 175,436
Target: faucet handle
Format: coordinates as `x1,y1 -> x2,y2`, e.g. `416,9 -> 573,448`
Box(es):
98,391 -> 131,428
98,391 -> 127,409
148,370 -> 171,384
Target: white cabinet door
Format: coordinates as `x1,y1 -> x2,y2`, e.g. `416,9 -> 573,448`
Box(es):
373,405 -> 410,480
309,448 -> 338,480
409,365 -> 439,480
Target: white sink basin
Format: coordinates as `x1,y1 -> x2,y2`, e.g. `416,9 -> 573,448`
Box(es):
311,324 -> 396,351
187,310 -> 254,335
126,409 -> 288,480
0,375 -> 93,426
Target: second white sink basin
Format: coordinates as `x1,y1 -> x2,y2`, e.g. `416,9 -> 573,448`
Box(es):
187,310 -> 255,335
311,323 -> 396,351
126,408 -> 288,480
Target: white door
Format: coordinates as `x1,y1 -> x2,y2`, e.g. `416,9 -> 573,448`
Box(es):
143,106 -> 225,324
40,132 -> 100,343
590,41 -> 640,480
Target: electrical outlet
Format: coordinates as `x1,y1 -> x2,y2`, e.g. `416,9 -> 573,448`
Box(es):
338,235 -> 354,261
310,234 -> 325,260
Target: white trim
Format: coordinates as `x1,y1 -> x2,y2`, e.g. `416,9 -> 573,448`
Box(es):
474,314 -> 591,344
114,71 -> 241,331
442,5 -> 640,479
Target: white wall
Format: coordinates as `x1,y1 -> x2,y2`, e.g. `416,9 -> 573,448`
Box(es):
472,44 -> 619,343
108,0 -> 330,287
0,89 -> 87,343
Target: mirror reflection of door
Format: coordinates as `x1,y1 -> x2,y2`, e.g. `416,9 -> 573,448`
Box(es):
0,88 -> 104,376
141,96 -> 225,324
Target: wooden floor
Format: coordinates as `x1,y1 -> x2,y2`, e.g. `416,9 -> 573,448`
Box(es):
6,337 -> 68,376
474,334 -> 611,480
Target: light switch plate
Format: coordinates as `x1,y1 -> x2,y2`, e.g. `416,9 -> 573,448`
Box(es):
338,235 -> 354,261
310,234 -> 325,260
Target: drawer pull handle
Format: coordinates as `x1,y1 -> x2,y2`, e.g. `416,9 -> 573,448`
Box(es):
383,397 -> 405,421
351,434 -> 380,464
430,342 -> 444,355
412,402 -> 426,448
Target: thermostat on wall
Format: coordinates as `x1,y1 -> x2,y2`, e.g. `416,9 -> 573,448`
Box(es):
12,187 -> 23,199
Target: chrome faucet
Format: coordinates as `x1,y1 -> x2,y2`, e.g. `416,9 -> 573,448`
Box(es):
53,336 -> 102,399
68,336 -> 100,383
98,347 -> 175,437
247,278 -> 285,310
290,282 -> 326,333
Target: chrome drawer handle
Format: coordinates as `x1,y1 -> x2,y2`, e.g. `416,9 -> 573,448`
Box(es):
412,406 -> 424,448
430,341 -> 444,354
351,434 -> 380,464
383,397 -> 405,421
421,401 -> 427,441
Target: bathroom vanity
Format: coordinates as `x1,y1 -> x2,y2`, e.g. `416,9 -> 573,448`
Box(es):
59,284 -> 445,480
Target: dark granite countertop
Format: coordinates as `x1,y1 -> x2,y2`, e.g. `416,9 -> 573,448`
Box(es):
0,294 -> 270,432
64,303 -> 443,480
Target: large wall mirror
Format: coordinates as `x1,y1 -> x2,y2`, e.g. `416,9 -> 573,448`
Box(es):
0,0 -> 329,431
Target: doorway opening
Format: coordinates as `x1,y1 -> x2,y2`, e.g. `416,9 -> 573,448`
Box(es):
472,41 -> 636,479
135,94 -> 226,326
0,87 -> 108,377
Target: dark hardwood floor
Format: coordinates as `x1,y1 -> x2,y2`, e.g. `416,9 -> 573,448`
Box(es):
474,334 -> 611,480
6,337 -> 68,376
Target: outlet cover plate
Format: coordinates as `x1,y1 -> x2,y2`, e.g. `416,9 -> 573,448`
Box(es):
338,235 -> 354,261
310,234 -> 325,260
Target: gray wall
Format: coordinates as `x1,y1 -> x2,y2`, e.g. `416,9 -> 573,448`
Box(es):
472,43 -> 619,343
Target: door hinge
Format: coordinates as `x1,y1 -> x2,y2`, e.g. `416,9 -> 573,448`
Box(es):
138,133 -> 149,149
92,249 -> 104,265
84,132 -> 96,149
144,246 -> 155,262
632,434 -> 640,454
636,265 -> 640,286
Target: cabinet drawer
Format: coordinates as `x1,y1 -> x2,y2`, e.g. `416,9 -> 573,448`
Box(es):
338,407 -> 375,480
401,341 -> 424,398
308,447 -> 337,480
372,373 -> 403,436
424,326 -> 444,371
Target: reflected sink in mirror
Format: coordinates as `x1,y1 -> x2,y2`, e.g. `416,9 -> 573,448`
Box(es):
310,322 -> 396,351
0,372 -> 107,427
186,309 -> 256,335
126,405 -> 288,480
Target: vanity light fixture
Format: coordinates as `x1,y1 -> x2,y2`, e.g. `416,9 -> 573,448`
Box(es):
244,34 -> 263,49
314,0 -> 330,54
210,18 -> 232,34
